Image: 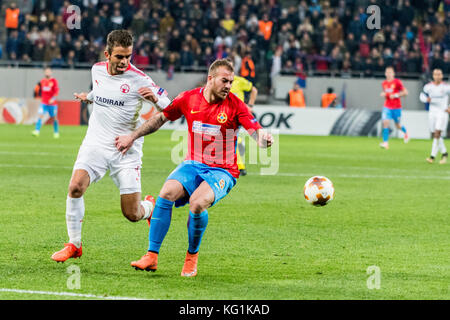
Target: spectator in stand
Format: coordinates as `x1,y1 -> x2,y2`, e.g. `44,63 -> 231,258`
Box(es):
167,29 -> 182,53
221,13 -> 235,35
159,10 -> 175,34
133,44 -> 149,65
240,49 -> 256,84
44,40 -> 61,62
258,13 -> 273,50
0,0 -> 447,88
405,51 -> 421,73
5,2 -> 20,37
180,43 -> 194,69
443,51 -> 450,74
6,30 -> 20,59
149,46 -> 164,70
359,34 -> 371,59
431,51 -> 446,71
328,20 -> 344,45
315,49 -> 330,71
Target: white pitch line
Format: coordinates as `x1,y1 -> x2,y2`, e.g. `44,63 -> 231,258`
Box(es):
0,288 -> 148,300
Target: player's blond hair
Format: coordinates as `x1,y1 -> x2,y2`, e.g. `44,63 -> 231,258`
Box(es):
208,59 -> 234,77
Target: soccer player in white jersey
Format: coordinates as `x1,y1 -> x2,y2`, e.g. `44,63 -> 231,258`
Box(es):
51,30 -> 172,262
420,68 -> 450,164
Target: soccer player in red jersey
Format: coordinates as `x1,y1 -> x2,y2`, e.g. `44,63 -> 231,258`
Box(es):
115,59 -> 274,277
32,67 -> 60,138
380,66 -> 409,149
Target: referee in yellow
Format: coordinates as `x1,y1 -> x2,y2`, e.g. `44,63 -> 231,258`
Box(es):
226,57 -> 258,176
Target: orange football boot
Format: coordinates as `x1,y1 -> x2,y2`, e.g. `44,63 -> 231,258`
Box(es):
181,251 -> 199,277
144,195 -> 156,226
51,243 -> 82,262
131,251 -> 158,272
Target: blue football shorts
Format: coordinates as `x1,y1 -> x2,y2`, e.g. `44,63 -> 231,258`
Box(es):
166,160 -> 237,208
382,107 -> 402,124
38,103 -> 58,117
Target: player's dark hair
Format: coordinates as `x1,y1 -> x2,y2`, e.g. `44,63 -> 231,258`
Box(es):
208,59 -> 234,76
106,30 -> 134,55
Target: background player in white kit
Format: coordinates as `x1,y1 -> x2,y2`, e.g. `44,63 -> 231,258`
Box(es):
51,30 -> 171,262
420,68 -> 450,164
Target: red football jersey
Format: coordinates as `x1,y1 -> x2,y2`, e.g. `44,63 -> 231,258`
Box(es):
382,79 -> 404,109
40,78 -> 59,105
163,88 -> 262,178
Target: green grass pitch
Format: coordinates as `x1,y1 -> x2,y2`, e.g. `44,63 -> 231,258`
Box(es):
0,124 -> 448,300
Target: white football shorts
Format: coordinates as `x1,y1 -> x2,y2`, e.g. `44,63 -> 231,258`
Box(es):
429,111 -> 449,133
73,144 -> 143,195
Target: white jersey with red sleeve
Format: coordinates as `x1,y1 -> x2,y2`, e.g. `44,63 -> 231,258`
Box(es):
83,62 -> 171,152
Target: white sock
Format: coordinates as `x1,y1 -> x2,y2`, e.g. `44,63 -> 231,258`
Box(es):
438,137 -> 447,155
431,138 -> 439,158
140,200 -> 154,220
66,196 -> 85,248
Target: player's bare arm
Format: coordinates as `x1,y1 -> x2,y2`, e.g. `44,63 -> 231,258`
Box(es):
115,112 -> 169,154
399,88 -> 409,97
249,129 -> 274,148
138,87 -> 158,103
74,92 -> 93,104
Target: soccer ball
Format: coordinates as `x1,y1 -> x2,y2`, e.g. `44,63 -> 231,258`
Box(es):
303,176 -> 335,206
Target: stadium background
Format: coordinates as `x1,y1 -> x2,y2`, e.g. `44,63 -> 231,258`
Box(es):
1,0 -> 449,136
0,0 -> 449,302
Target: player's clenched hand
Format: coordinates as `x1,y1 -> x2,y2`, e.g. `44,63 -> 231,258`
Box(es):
139,87 -> 159,104
258,131 -> 274,148
74,92 -> 92,103
115,135 -> 134,155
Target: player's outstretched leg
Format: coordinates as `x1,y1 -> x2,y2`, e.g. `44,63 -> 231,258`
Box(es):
51,196 -> 85,262
130,196 -> 173,271
380,120 -> 390,149
120,193 -> 155,223
131,180 -> 184,272
181,210 -> 208,277
52,170 -> 89,262
53,118 -> 60,139
428,131 -> 442,164
441,153 -> 448,164
32,118 -> 43,137
438,137 -> 448,164
396,123 -> 409,143
181,181 -> 214,277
